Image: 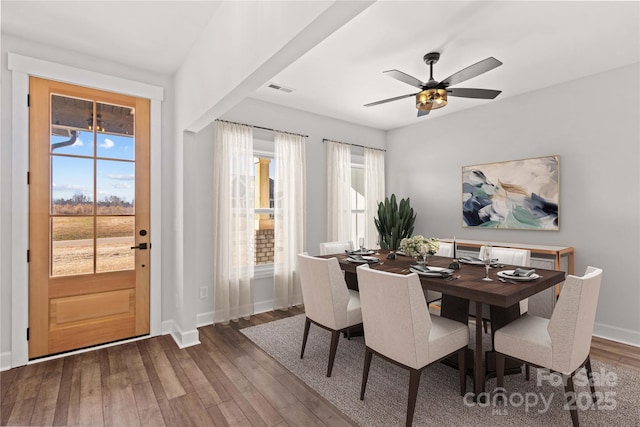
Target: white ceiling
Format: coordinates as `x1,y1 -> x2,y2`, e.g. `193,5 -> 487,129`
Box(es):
1,1 -> 221,75
251,1 -> 640,130
2,1 -> 638,131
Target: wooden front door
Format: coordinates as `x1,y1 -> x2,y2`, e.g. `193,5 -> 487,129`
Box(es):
28,77 -> 150,358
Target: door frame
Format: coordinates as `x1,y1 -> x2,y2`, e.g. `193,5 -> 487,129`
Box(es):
8,53 -> 164,368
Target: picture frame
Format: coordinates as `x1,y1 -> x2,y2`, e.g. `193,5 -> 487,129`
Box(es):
462,155 -> 560,230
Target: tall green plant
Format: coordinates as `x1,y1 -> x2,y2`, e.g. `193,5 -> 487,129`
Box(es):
374,194 -> 416,251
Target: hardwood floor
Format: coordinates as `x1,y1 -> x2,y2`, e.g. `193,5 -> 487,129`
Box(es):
1,308 -> 638,426
1,307 -> 356,427
590,336 -> 640,371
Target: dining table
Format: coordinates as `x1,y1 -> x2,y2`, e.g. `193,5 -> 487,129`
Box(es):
320,250 -> 566,399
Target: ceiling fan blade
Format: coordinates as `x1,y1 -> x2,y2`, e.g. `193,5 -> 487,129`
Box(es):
384,69 -> 425,89
439,57 -> 502,88
417,108 -> 431,117
448,87 -> 502,99
364,92 -> 418,107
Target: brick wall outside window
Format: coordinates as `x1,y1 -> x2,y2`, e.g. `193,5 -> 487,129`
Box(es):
255,228 -> 274,264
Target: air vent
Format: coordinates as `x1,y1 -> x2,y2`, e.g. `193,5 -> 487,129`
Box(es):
267,83 -> 294,93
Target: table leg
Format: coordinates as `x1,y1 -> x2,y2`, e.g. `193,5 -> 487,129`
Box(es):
474,301 -> 485,398
344,271 -> 359,290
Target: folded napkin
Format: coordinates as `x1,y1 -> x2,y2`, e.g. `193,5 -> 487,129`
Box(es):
348,255 -> 378,264
346,249 -> 369,255
506,268 -> 536,277
410,265 -> 454,277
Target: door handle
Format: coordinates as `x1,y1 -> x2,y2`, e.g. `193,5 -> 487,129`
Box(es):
131,243 -> 149,250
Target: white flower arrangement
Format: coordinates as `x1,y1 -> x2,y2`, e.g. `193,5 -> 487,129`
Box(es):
399,235 -> 440,257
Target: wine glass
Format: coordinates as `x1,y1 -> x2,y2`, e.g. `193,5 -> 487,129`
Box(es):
419,244 -> 429,265
482,243 -> 493,281
358,237 -> 365,253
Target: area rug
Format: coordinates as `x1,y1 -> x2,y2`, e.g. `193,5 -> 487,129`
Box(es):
241,314 -> 640,426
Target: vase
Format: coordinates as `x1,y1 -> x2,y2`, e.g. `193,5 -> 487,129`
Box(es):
387,250 -> 396,260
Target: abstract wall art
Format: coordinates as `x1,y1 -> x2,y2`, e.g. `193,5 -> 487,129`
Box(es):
462,155 -> 559,230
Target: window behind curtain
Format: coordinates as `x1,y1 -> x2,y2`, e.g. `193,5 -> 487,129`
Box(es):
351,165 -> 365,247
254,155 -> 274,265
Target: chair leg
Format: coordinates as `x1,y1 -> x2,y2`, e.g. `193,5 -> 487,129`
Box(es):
482,319 -> 488,333
360,348 -> 373,400
457,347 -> 467,396
585,356 -> 598,407
326,330 -> 341,377
525,363 -> 530,381
496,352 -> 505,403
406,369 -> 421,427
563,374 -> 580,427
300,317 -> 311,359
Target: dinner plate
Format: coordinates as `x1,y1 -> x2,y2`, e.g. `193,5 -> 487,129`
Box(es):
497,270 -> 540,281
409,266 -> 453,277
347,256 -> 379,264
347,250 -> 375,255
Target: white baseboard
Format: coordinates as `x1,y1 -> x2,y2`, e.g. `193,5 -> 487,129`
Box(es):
254,299 -> 275,315
1,352 -> 12,372
593,322 -> 640,347
162,320 -> 201,349
161,320 -> 174,335
195,299 -> 275,329
197,311 -> 214,327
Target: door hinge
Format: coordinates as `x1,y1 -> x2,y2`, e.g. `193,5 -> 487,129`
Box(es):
27,94 -> 30,107
27,249 -> 30,263
27,328 -> 30,341
27,171 -> 30,185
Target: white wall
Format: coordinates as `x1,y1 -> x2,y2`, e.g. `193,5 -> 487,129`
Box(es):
386,63 -> 640,346
171,1 -> 372,345
189,98 -> 385,322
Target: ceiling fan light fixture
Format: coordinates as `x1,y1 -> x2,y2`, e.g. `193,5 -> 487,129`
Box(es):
416,88 -> 448,110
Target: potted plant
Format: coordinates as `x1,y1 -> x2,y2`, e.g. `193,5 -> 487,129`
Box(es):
374,194 -> 416,259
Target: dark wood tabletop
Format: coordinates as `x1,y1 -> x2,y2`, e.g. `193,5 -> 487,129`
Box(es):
320,250 -> 566,399
330,251 -> 566,308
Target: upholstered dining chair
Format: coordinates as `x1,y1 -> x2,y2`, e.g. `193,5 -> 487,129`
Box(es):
494,266 -> 603,427
319,240 -> 354,255
436,241 -> 454,257
356,264 -> 468,427
471,246 -> 532,332
297,253 -> 363,377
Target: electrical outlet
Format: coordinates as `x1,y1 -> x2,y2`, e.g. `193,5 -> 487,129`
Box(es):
199,287 -> 208,299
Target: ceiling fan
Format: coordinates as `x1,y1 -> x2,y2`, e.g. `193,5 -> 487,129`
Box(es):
364,52 -> 503,117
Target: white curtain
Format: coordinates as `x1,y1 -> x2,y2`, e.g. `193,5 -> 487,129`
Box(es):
326,140 -> 352,241
212,121 -> 255,323
364,147 -> 385,248
273,131 -> 306,310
